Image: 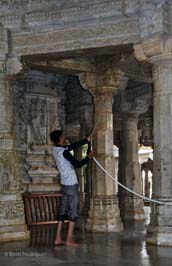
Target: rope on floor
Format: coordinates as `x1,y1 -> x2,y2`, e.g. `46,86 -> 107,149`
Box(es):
93,157 -> 172,206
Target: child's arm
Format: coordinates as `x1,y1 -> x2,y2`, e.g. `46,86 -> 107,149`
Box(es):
63,149 -> 89,168
67,138 -> 89,151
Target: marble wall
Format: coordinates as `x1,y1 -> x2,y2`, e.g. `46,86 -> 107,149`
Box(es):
13,70 -> 67,192
13,71 -> 94,193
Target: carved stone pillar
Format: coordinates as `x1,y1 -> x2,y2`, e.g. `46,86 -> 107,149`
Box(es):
118,82 -> 152,223
135,34 -> 172,245
88,87 -> 122,232
135,1 -> 172,246
0,73 -> 30,242
145,55 -> 172,246
80,68 -> 127,232
136,42 -> 172,245
0,23 -> 29,242
120,114 -> 145,222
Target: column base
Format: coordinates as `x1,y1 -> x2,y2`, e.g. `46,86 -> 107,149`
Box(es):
0,193 -> 30,243
146,202 -> 172,246
86,195 -> 123,232
0,225 -> 30,242
120,196 -> 145,222
146,227 -> 172,246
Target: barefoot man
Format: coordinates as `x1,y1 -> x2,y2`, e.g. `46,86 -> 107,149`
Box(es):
50,130 -> 94,247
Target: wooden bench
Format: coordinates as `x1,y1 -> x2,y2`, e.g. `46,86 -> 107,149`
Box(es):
23,193 -> 63,225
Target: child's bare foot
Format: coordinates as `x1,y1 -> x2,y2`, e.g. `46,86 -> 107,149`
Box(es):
65,241 -> 80,247
54,240 -> 66,246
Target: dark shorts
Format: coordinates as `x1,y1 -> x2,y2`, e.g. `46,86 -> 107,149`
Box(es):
59,184 -> 79,222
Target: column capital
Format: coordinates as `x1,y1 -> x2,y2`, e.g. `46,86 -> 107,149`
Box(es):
123,112 -> 139,120
134,36 -> 172,65
79,67 -> 128,97
121,84 -> 152,117
0,56 -> 24,81
6,56 -> 23,76
136,0 -> 172,64
122,107 -> 147,118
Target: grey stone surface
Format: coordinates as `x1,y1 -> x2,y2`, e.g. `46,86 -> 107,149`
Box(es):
0,224 -> 172,266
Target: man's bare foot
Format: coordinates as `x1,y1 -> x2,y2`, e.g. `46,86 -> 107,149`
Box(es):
54,240 -> 66,246
65,241 -> 80,247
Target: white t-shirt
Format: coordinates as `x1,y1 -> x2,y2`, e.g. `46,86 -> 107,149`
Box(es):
53,146 -> 78,186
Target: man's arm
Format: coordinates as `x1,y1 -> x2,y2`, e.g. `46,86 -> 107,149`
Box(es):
67,138 -> 89,151
63,150 -> 89,168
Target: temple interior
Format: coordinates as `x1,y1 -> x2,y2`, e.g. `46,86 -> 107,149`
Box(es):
1,1 -> 172,265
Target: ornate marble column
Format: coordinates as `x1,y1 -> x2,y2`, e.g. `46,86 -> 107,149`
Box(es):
120,113 -> 145,222
135,32 -> 172,245
145,55 -> 172,246
0,23 -> 29,242
118,82 -> 152,223
134,0 -> 172,245
80,67 -> 127,232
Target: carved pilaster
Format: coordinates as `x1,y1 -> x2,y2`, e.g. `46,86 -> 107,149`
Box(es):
0,23 -> 29,242
13,70 -> 67,193
0,24 -> 21,193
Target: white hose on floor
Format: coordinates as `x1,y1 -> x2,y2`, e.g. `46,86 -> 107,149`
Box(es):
93,157 -> 172,206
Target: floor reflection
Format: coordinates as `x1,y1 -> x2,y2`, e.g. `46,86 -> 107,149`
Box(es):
0,223 -> 172,266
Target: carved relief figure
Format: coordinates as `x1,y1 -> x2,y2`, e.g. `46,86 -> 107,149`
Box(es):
28,98 -> 47,146
0,151 -> 21,192
15,94 -> 26,145
48,98 -> 60,133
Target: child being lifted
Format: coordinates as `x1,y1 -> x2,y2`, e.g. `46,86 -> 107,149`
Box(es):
50,130 -> 94,247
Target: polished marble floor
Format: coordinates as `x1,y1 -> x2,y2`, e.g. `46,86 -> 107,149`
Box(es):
0,220 -> 172,266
